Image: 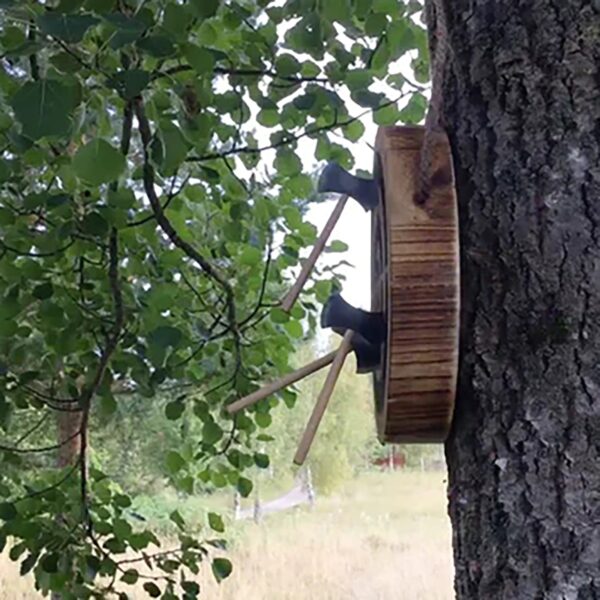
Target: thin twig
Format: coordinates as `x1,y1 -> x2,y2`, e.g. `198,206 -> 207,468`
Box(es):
0,427 -> 81,454
14,413 -> 50,446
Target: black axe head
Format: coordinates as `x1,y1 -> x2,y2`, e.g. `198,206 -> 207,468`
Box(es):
317,163 -> 380,211
321,293 -> 386,346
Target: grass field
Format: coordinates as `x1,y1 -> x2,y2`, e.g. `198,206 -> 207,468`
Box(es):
0,471 -> 454,599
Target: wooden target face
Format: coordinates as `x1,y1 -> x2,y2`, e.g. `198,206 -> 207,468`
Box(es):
371,126 -> 459,444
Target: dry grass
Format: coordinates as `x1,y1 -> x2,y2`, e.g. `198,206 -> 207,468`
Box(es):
0,471 -> 453,599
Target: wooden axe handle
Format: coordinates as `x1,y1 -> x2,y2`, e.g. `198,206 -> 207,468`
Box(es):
281,194 -> 348,313
293,330 -> 354,465
227,350 -> 340,414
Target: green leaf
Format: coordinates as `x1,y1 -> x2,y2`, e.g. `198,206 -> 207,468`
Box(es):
236,477 -> 253,498
113,518 -> 133,541
208,512 -> 224,533
284,320 -> 303,339
255,412 -> 272,428
165,399 -> 185,420
320,0 -> 351,22
184,44 -> 215,74
81,212 -> 109,236
108,69 -> 150,100
72,140 -> 126,185
142,582 -> 161,598
113,494 -> 132,508
239,246 -> 262,267
121,569 -> 138,585
0,502 -> 17,521
159,123 -> 190,175
104,14 -> 147,49
38,13 -> 99,43
270,308 -> 289,324
275,54 -> 300,77
211,557 -> 232,582
163,4 -> 189,35
85,0 -> 116,11
371,37 -> 391,71
314,279 -> 332,303
399,92 -> 427,124
137,35 -> 175,58
202,420 -> 223,445
189,0 -> 219,18
20,553 -> 37,576
100,394 -> 117,417
351,89 -> 384,108
374,103 -> 402,126
182,581 -> 200,596
328,240 -> 349,252
169,510 -> 185,530
342,119 -> 365,142
282,205 -> 302,229
11,80 -> 78,140
365,13 -> 388,36
254,453 -> 269,469
373,0 -> 399,12
85,554 -> 101,576
148,326 -> 183,349
257,109 -> 279,128
293,93 -> 316,111
32,282 -> 54,300
40,553 -> 59,573
108,188 -> 135,209
165,451 -> 185,474
275,149 -> 302,177
345,69 -> 372,91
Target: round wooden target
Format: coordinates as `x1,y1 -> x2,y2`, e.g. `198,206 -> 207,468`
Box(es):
371,126 -> 459,443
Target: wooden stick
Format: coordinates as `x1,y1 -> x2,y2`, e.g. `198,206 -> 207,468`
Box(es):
227,350 -> 339,415
293,330 -> 354,465
281,194 -> 349,312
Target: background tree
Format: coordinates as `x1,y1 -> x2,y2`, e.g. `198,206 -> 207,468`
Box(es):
0,0 -> 429,597
267,337 -> 378,494
441,1 -> 600,598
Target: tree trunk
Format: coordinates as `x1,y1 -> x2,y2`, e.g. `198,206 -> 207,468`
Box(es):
56,411 -> 83,469
441,1 -> 600,598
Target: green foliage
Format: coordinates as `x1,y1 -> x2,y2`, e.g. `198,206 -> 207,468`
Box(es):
0,0 -> 428,596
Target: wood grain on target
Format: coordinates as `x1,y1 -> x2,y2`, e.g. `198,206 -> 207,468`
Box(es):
373,126 -> 459,443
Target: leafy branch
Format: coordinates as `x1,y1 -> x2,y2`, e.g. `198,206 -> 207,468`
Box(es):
133,97 -> 242,384
188,94 -> 407,162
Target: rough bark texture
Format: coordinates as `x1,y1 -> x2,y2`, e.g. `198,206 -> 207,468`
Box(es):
441,1 -> 600,598
56,411 -> 82,468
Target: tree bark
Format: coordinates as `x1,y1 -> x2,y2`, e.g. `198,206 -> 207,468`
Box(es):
56,411 -> 83,469
441,1 -> 600,598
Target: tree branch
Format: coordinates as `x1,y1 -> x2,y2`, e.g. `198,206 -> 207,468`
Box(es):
155,64 -> 328,84
133,97 -> 242,381
0,427 -> 82,454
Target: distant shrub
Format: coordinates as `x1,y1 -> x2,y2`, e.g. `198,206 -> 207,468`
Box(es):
310,447 -> 353,495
